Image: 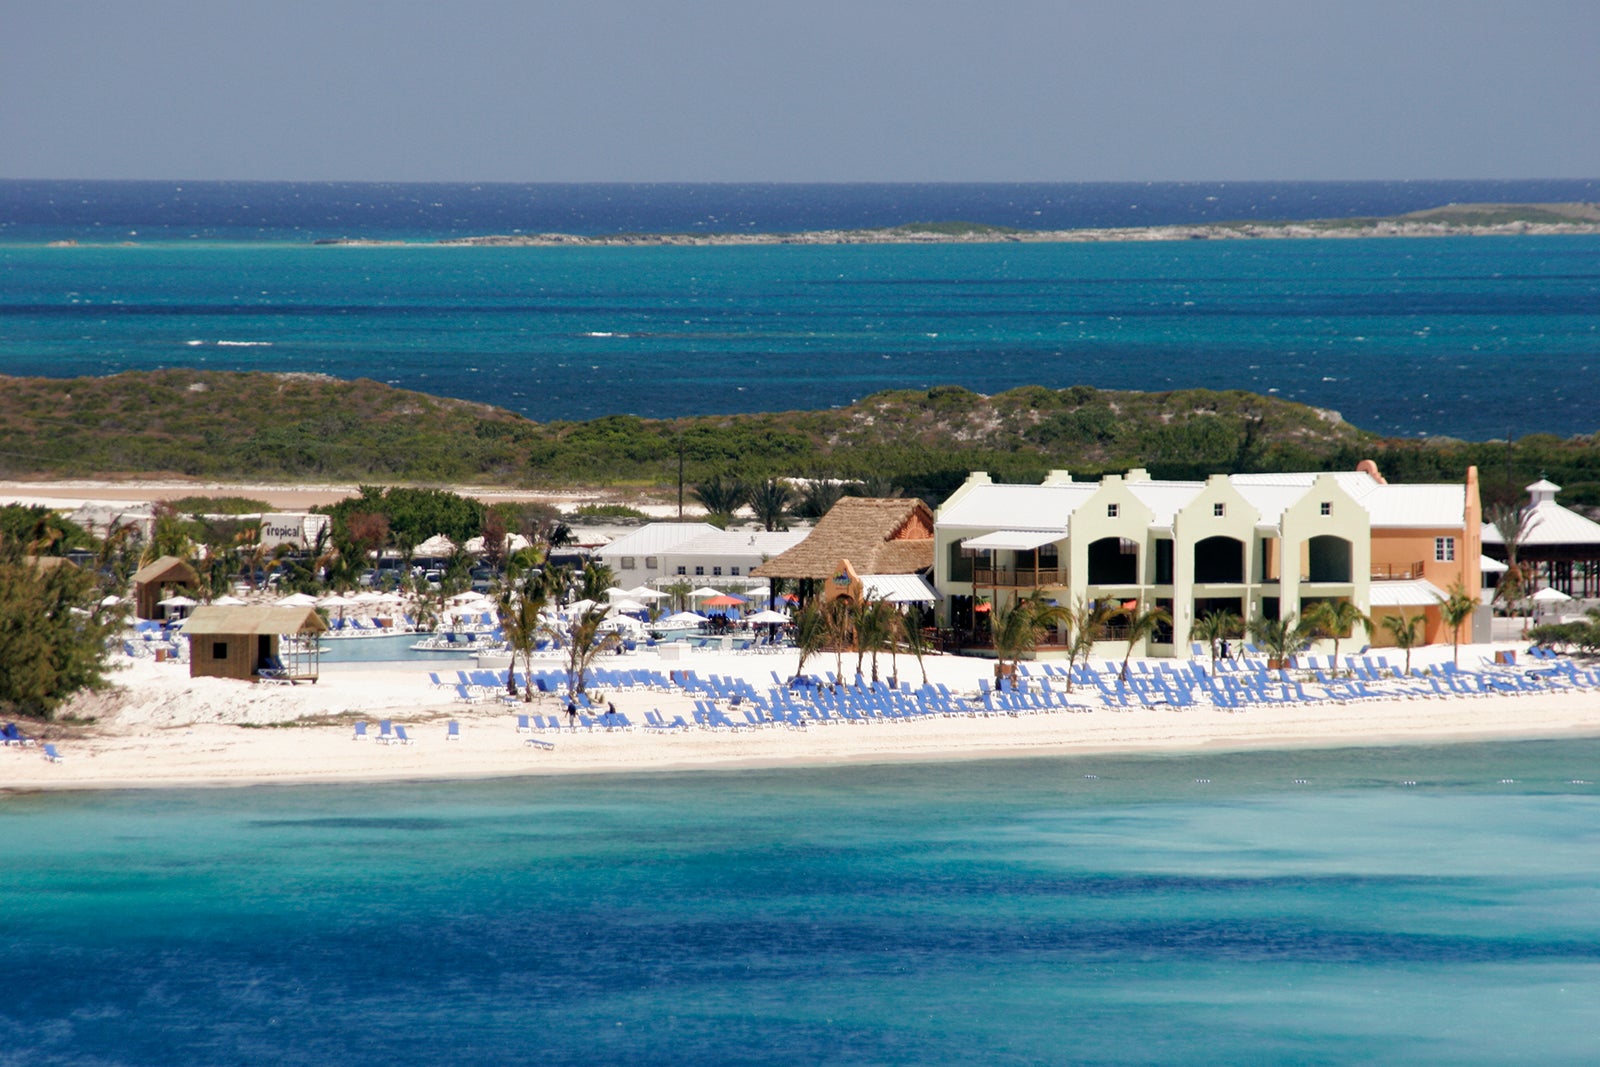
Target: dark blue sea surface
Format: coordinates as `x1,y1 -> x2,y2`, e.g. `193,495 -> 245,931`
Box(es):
2,180 -> 1598,438
4,741 -> 1600,1066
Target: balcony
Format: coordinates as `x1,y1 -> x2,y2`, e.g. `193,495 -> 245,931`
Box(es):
1372,560 -> 1427,581
973,565 -> 1067,589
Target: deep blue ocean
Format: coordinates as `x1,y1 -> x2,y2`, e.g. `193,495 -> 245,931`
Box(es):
3,179 -> 1599,438
5,741 -> 1600,1066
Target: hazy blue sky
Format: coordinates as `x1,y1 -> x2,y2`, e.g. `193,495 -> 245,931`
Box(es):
5,1 -> 1597,182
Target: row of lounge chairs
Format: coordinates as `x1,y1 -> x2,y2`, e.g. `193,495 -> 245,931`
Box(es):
3,723 -> 61,762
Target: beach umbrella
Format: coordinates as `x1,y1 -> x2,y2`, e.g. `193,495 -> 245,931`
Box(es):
609,598 -> 648,614
157,594 -> 198,608
447,590 -> 486,603
701,594 -> 746,608
100,595 -> 122,607
628,586 -> 670,601
603,586 -> 632,601
1530,587 -> 1572,603
747,609 -> 791,625
212,595 -> 247,606
564,598 -> 597,615
690,586 -> 725,599
413,534 -> 456,557
313,594 -> 345,608
658,610 -> 709,627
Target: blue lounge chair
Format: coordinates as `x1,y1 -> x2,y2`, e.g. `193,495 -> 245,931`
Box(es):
516,714 -> 531,733
446,720 -> 460,741
378,719 -> 394,743
524,737 -> 555,750
393,725 -> 414,745
43,743 -> 63,763
353,721 -> 368,741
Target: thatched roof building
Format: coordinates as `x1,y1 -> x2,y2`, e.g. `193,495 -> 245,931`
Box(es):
183,605 -> 327,683
752,498 -> 935,581
131,556 -> 201,620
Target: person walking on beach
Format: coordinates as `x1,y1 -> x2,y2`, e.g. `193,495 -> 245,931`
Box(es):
566,699 -> 577,727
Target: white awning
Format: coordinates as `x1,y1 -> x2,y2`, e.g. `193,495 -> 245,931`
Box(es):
1367,579 -> 1449,608
1479,554 -> 1508,574
960,530 -> 1063,552
861,574 -> 940,603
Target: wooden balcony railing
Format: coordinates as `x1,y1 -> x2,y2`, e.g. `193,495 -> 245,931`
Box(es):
972,566 -> 1067,588
1371,561 -> 1427,581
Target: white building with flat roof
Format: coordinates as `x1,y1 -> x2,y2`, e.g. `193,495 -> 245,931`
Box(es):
595,523 -> 808,590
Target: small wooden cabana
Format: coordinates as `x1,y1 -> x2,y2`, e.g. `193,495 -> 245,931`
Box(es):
183,605 -> 327,684
132,556 -> 201,621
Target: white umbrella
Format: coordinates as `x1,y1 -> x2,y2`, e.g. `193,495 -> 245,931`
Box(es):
447,590 -> 486,603
100,595 -> 122,607
314,594 -> 346,608
1530,587 -> 1572,603
603,586 -> 632,601
413,533 -> 456,557
690,586 -> 725,599
598,615 -> 646,635
747,609 -> 791,625
628,586 -> 670,601
212,595 -> 247,606
564,598 -> 598,615
157,594 -> 198,608
658,610 -> 709,627
609,598 -> 647,614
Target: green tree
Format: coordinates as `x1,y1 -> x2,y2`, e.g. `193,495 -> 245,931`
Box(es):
1117,601 -> 1172,680
0,545 -> 125,718
498,566 -> 559,702
1246,612 -> 1316,668
563,602 -> 622,700
1305,599 -> 1371,676
990,595 -> 1068,681
747,478 -> 795,531
1439,580 -> 1481,668
852,597 -> 898,683
789,599 -> 831,683
692,476 -> 748,527
1486,501 -> 1541,617
1381,613 -> 1425,677
580,560 -> 615,603
1063,598 -> 1117,691
795,477 -> 847,520
895,606 -> 933,688
1191,609 -> 1243,666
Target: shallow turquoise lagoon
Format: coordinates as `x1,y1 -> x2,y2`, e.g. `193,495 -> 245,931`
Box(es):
4,740 -> 1600,1065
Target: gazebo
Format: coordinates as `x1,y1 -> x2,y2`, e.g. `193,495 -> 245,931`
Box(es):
752,498 -> 936,604
182,605 -> 327,683
1482,479 -> 1600,598
132,556 -> 201,621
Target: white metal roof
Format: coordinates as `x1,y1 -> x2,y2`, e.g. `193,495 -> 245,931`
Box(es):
960,530 -> 1064,552
669,528 -> 810,558
1482,502 -> 1600,547
1367,579 -> 1449,607
1479,554 -> 1508,574
861,573 -> 940,603
1360,484 -> 1465,528
594,522 -> 721,558
1126,482 -> 1205,524
938,483 -> 1094,529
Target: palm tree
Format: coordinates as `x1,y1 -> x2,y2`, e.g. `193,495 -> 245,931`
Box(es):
795,477 -> 847,520
563,602 -> 622,700
1063,598 -> 1116,691
896,607 -> 933,687
1118,601 -> 1172,680
1306,599 -> 1371,676
498,569 -> 558,702
1190,609 -> 1242,667
990,596 -> 1067,681
790,599 -> 831,683
579,560 -> 615,602
693,476 -> 748,527
1439,580 -> 1480,668
747,479 -> 795,532
1486,501 -> 1541,618
853,597 -> 897,683
1382,613 -> 1425,677
1246,612 -> 1316,668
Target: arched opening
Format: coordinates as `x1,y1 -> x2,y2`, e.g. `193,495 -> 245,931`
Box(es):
1087,536 -> 1140,586
1308,535 -> 1353,583
1193,536 -> 1245,583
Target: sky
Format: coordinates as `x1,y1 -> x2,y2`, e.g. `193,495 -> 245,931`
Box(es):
5,1 -> 1598,183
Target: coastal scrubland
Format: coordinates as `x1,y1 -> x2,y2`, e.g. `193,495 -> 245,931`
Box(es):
2,370 -> 1597,506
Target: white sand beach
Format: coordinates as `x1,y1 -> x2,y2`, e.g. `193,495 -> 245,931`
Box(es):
5,641 -> 1596,792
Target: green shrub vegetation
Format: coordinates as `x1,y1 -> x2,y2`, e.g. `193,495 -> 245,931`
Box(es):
2,370 -> 1597,505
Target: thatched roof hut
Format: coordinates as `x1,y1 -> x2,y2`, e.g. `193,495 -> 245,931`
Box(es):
753,498 -> 935,581
132,556 -> 201,620
183,605 -> 327,683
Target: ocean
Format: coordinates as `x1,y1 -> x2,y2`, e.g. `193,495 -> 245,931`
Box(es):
5,741 -> 1600,1065
2,179 -> 1599,438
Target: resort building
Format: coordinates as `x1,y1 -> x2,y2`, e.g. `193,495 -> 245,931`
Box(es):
595,522 -> 808,592
934,465 -> 1483,659
753,497 -> 937,602
1481,478 -> 1600,600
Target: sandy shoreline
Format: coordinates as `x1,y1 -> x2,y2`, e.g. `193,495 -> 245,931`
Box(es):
5,641 -> 1595,793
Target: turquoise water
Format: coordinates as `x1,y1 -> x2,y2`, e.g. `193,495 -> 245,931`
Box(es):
5,740 -> 1600,1065
4,236 -> 1599,438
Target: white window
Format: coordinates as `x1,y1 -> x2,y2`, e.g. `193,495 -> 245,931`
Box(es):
1435,536 -> 1456,562
1213,503 -> 1225,517
1320,501 -> 1332,516
1107,503 -> 1120,518
620,556 -> 636,570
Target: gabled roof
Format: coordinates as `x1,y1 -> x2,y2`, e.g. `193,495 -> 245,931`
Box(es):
181,605 -> 328,635
132,555 -> 199,586
668,528 -> 809,559
594,522 -> 721,557
937,482 -> 1090,529
1482,502 -> 1600,547
753,498 -> 934,579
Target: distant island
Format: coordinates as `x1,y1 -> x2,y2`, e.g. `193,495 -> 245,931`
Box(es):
311,203 -> 1600,247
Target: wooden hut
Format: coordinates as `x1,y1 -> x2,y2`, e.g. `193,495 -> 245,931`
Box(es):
752,498 -> 935,603
182,605 -> 327,683
132,556 -> 201,621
